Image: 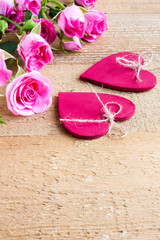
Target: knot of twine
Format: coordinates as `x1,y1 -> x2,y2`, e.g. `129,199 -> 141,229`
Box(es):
116,49 -> 153,82
94,91 -> 127,138
60,90 -> 127,139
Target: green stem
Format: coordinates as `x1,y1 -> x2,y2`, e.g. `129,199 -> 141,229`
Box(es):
60,41 -> 68,56
56,29 -> 61,38
46,4 -> 60,11
0,115 -> 6,124
0,15 -> 22,30
47,0 -> 65,10
42,10 -> 48,19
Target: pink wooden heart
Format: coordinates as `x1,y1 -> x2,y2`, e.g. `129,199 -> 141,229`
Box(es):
58,92 -> 135,139
80,52 -> 157,92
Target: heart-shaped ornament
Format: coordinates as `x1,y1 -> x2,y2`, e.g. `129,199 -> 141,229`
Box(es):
80,52 -> 157,92
58,92 -> 135,139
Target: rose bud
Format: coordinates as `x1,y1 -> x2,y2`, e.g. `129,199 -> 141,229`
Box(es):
17,33 -> 53,72
16,0 -> 42,16
6,71 -> 53,116
7,6 -> 24,31
0,0 -> 24,32
82,10 -> 107,43
0,0 -> 14,16
58,4 -> 85,39
62,36 -> 82,51
0,20 -> 8,34
22,20 -> 37,32
0,49 -> 12,86
75,0 -> 97,7
33,19 -> 57,44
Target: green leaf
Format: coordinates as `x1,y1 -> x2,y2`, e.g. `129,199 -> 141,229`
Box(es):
62,35 -> 74,42
38,10 -> 43,19
7,58 -> 14,68
31,22 -> 41,35
10,75 -> 14,81
16,31 -> 26,41
41,0 -> 47,7
14,0 -> 18,9
0,115 -> 6,124
31,15 -> 38,20
2,49 -> 15,60
80,39 -> 89,45
0,41 -> 18,54
15,65 -> 25,78
49,7 -> 60,18
80,7 -> 88,14
24,10 -> 32,22
51,47 -> 61,51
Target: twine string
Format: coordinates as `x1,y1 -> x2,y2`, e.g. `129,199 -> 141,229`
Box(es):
60,89 -> 127,138
116,49 -> 153,82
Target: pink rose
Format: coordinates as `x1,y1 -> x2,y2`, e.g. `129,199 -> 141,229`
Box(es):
0,50 -> 12,86
33,19 -> 57,44
83,10 -> 107,42
62,36 -> 82,51
0,0 -> 24,31
75,0 -> 97,7
8,7 -> 24,31
16,0 -> 42,16
58,4 -> 85,39
6,71 -> 53,116
0,0 -> 14,16
17,33 -> 53,72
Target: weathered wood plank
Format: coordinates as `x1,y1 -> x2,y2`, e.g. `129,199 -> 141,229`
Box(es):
0,1 -> 160,239
65,0 -> 160,14
0,133 -> 160,240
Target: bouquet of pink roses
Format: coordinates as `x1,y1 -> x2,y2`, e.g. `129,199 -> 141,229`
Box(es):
0,0 -> 107,121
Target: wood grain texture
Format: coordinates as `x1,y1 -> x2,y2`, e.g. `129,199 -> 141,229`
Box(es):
1,134 -> 160,240
0,0 -> 160,239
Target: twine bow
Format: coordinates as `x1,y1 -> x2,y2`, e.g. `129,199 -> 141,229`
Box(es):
116,49 -> 153,82
94,91 -> 127,138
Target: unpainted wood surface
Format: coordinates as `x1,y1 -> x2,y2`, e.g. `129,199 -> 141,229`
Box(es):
0,0 -> 160,239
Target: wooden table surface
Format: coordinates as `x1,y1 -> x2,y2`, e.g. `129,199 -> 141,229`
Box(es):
1,1 -> 160,239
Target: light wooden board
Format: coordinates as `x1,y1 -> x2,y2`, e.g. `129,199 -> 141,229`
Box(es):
0,0 -> 160,239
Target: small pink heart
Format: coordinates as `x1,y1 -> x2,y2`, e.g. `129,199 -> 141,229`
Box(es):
80,52 -> 157,92
58,92 -> 135,139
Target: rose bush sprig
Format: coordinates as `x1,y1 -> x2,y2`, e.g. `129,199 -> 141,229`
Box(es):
0,0 -> 107,120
